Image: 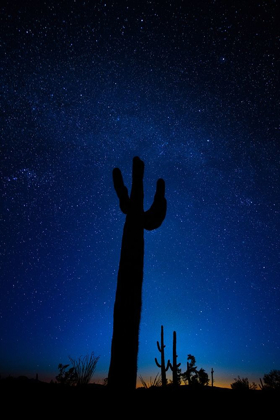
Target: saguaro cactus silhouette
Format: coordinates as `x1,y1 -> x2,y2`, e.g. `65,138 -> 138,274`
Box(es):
155,325 -> 170,387
169,330 -> 181,387
108,156 -> 167,390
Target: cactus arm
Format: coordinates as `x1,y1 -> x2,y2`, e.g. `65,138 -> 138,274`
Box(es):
155,358 -> 161,368
169,361 -> 181,371
143,178 -> 167,230
157,341 -> 161,352
112,167 -> 130,214
155,357 -> 170,370
168,360 -> 174,371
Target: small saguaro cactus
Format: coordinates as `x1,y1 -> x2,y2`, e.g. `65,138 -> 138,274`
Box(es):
108,156 -> 167,391
168,330 -> 181,387
155,325 -> 170,387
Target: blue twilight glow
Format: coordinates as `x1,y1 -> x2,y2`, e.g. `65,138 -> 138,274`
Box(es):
1,0 -> 279,387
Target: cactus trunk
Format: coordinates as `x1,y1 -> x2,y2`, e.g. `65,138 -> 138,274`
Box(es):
155,325 -> 169,387
108,157 -> 166,390
169,330 -> 181,387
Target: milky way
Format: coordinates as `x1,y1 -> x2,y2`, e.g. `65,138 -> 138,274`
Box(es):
1,0 -> 279,386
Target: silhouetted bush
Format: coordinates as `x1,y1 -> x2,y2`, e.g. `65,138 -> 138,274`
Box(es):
56,352 -> 99,386
181,355 -> 209,387
56,363 -> 77,386
260,369 -> 280,391
230,376 -> 257,390
197,368 -> 210,387
139,373 -> 161,388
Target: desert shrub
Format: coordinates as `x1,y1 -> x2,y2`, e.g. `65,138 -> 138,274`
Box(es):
138,373 -> 161,388
231,376 -> 257,390
261,369 -> 280,391
56,351 -> 99,386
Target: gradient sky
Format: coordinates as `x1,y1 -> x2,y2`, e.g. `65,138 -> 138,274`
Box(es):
1,0 -> 279,388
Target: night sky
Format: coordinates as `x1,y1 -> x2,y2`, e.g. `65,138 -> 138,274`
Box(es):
1,0 -> 279,387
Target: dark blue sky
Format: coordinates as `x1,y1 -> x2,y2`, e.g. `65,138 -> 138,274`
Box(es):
1,0 -> 279,387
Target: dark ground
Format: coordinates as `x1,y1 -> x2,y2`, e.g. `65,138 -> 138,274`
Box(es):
1,377 -> 279,414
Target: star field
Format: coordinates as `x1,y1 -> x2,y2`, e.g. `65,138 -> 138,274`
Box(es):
1,0 -> 279,386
